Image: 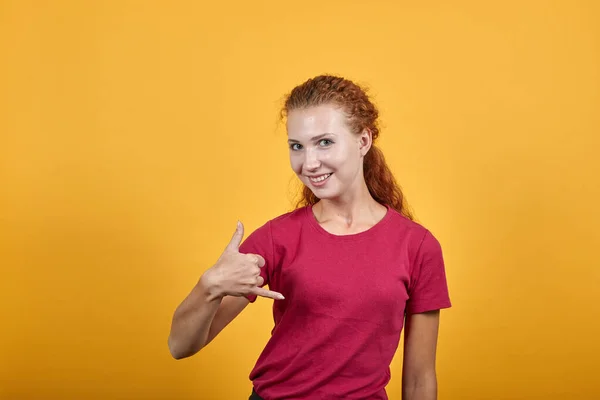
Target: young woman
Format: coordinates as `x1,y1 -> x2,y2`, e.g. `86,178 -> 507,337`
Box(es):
168,75 -> 452,400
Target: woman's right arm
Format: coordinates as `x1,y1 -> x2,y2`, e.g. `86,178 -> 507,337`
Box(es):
167,275 -> 250,359
167,222 -> 284,359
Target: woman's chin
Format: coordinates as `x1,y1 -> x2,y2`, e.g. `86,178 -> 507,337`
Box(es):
310,187 -> 340,200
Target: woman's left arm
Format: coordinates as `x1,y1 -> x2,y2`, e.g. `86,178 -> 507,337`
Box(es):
401,310 -> 441,400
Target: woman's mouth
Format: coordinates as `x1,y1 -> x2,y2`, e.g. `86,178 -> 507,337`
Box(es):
308,173 -> 332,187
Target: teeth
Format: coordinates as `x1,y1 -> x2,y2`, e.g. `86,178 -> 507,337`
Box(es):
310,173 -> 331,182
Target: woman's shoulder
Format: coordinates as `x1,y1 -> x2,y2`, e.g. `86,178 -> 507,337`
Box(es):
264,205 -> 308,230
239,206 -> 307,253
385,207 -> 442,249
386,207 -> 430,234
240,207 -> 306,251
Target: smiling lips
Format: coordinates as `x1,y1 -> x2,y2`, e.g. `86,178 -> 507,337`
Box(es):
308,173 -> 332,186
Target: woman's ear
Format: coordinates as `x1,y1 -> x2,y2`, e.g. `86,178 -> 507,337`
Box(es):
358,128 -> 373,156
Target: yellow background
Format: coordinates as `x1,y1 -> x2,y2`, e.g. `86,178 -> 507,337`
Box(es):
1,1 -> 599,399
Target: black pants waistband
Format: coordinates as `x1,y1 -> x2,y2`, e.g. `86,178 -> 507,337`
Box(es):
249,388 -> 264,400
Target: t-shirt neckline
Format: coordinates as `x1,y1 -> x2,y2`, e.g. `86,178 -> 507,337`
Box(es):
304,203 -> 393,241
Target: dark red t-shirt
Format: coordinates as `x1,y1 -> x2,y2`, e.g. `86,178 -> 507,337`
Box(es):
239,204 -> 451,400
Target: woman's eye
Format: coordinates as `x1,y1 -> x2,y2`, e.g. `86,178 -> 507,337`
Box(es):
290,143 -> 302,151
319,139 -> 333,146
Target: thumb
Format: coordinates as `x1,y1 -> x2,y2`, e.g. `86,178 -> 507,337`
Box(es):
225,221 -> 244,252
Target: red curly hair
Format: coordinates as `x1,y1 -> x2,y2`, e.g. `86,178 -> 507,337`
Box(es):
282,74 -> 413,220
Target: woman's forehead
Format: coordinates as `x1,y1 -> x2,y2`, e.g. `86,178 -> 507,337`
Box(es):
286,105 -> 350,138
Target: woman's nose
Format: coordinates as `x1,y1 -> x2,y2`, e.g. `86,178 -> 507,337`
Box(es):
304,148 -> 321,170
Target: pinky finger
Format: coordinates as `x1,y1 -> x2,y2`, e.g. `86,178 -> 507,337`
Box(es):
252,287 -> 285,301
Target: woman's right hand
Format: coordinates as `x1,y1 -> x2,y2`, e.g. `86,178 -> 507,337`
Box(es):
201,221 -> 284,301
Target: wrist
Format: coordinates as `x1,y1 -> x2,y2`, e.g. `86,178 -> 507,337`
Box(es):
199,269 -> 224,302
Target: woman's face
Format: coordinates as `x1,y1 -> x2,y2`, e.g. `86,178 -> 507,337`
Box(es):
286,104 -> 371,201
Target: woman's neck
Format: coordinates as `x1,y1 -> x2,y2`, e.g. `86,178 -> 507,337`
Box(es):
312,184 -> 387,231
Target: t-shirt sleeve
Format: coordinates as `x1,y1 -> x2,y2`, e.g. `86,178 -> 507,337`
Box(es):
406,230 -> 452,314
238,221 -> 273,303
